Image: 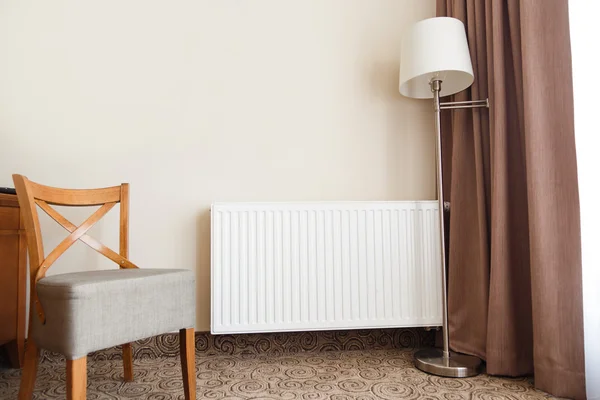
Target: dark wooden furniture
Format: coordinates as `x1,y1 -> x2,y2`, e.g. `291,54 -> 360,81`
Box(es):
0,192 -> 27,368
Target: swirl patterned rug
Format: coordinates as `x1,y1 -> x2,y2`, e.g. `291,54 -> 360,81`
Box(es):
0,329 -> 557,399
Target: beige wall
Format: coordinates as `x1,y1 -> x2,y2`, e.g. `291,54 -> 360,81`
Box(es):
0,0 -> 435,331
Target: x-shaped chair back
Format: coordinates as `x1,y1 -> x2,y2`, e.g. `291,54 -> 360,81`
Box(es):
12,174 -> 139,324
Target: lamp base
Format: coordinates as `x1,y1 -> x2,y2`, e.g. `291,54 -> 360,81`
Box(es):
414,348 -> 482,378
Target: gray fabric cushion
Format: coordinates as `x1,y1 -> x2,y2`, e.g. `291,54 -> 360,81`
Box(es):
32,268 -> 195,359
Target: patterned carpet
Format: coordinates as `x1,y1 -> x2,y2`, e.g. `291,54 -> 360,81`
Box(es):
0,329 -> 557,399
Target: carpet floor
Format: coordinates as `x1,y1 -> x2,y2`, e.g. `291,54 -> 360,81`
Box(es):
0,348 -> 557,399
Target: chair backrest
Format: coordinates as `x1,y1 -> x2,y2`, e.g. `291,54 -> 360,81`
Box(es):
12,174 -> 138,323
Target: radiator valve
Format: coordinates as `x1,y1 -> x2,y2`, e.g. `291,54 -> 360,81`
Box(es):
423,326 -> 441,332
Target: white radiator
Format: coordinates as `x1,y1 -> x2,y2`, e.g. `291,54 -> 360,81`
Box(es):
211,202 -> 442,334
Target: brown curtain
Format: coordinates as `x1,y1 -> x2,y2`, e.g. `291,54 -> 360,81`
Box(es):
436,0 -> 586,398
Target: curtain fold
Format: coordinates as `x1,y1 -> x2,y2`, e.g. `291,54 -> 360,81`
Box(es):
437,1 -> 586,398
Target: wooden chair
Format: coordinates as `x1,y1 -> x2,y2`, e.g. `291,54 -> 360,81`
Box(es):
13,174 -> 196,400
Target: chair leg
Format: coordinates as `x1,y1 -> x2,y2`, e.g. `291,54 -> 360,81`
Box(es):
122,343 -> 134,382
18,339 -> 40,400
66,356 -> 86,400
179,328 -> 196,400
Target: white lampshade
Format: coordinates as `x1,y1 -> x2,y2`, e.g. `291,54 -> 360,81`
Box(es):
399,17 -> 474,99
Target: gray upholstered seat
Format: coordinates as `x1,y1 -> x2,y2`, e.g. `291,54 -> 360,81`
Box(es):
32,268 -> 195,359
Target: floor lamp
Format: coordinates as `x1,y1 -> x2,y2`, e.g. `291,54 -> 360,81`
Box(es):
399,17 -> 488,378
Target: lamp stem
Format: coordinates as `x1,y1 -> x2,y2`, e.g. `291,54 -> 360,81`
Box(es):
431,79 -> 450,359
413,79 -> 483,377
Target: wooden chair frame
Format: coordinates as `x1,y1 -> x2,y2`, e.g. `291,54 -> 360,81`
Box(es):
12,174 -> 196,400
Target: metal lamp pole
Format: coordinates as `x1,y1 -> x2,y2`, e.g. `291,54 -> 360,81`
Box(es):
413,79 -> 488,378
